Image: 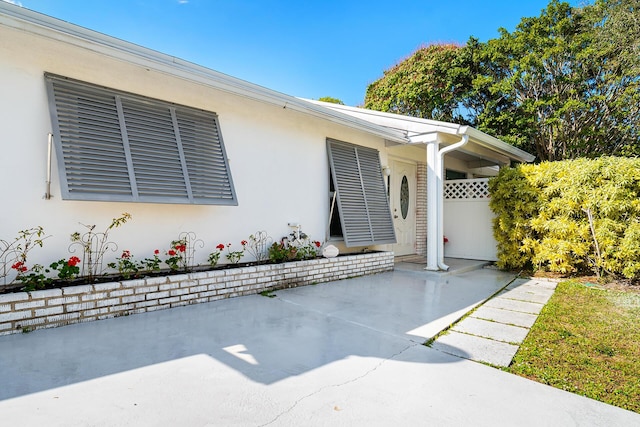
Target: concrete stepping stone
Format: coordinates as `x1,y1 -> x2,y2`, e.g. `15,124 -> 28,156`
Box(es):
499,288 -> 554,304
452,317 -> 530,344
483,298 -> 544,315
507,278 -> 558,291
431,331 -> 519,367
472,306 -> 538,328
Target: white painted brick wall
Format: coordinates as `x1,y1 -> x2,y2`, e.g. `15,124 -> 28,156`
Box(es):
15,300 -> 45,310
416,162 -> 428,256
36,304 -> 71,316
48,296 -> 80,306
0,251 -> 393,335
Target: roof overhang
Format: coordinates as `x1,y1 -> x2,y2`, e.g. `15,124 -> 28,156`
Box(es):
0,2 -> 409,145
306,101 -> 535,164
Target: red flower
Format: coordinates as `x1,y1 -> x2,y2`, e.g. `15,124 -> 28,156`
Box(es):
314,241 -> 321,248
11,261 -> 27,273
168,249 -> 177,256
154,249 -> 160,255
67,256 -> 81,267
241,240 -> 248,246
177,244 -> 186,252
121,250 -> 131,259
443,236 -> 449,243
216,243 -> 225,250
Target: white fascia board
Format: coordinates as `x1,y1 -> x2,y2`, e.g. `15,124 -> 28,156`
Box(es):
0,3 -> 408,145
464,128 -> 535,163
306,100 -> 461,134
309,100 -> 535,163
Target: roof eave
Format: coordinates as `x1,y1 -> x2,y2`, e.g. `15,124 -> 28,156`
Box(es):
306,101 -> 535,163
463,127 -> 535,163
0,3 -> 409,145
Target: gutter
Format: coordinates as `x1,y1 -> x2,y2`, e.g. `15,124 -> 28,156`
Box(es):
465,128 -> 535,163
309,100 -> 535,164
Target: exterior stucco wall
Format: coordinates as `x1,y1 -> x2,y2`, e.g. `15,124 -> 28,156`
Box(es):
0,25 -> 392,278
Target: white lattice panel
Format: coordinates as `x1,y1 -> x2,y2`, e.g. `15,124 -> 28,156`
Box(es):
444,178 -> 490,199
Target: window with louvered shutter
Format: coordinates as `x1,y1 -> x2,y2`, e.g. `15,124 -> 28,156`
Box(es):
45,73 -> 237,205
327,139 -> 396,247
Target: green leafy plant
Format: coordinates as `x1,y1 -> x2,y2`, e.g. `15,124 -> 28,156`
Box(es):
14,263 -> 51,292
208,243 -> 224,267
49,257 -> 81,282
296,239 -> 322,260
268,241 -> 297,263
284,229 -> 322,260
139,249 -> 162,274
165,239 -> 187,271
259,290 -> 277,298
107,250 -> 139,279
225,241 -> 246,264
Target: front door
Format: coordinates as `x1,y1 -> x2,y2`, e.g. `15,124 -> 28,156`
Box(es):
391,159 -> 416,256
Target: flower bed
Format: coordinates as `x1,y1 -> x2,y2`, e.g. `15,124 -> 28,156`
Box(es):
0,251 -> 394,336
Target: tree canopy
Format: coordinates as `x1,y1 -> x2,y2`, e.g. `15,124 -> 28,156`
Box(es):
364,0 -> 640,161
317,96 -> 345,105
364,44 -> 472,123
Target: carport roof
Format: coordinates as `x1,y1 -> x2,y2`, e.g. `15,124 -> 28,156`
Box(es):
305,100 -> 535,164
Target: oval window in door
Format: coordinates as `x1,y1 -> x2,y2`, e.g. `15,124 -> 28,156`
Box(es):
400,175 -> 409,219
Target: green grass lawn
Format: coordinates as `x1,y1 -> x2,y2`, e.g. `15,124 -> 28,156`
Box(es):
507,281 -> 640,413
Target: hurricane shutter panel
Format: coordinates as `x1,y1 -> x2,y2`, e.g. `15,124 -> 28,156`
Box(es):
47,77 -> 133,200
121,98 -> 188,201
45,73 -> 237,205
177,108 -> 237,204
327,139 -> 396,247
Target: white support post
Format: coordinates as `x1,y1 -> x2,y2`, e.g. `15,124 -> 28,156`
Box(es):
425,142 -> 440,271
436,135 -> 469,271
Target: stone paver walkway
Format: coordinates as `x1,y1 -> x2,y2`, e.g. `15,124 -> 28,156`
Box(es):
430,277 -> 558,367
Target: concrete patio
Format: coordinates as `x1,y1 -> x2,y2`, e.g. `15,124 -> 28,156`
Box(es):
0,265 -> 637,426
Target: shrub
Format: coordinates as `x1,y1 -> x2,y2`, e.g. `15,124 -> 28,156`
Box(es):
490,157 -> 640,279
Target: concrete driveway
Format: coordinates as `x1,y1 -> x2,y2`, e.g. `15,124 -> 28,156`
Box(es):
0,267 -> 637,426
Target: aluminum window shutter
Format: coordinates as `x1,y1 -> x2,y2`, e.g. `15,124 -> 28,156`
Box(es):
327,139 -> 396,247
120,98 -> 191,203
45,74 -> 237,205
176,109 -> 236,203
46,77 -> 133,200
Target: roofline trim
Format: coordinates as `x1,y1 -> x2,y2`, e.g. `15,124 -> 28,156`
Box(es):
307,100 -> 535,163
0,2 -> 409,144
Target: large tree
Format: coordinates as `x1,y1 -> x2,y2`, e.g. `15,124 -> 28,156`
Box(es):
364,0 -> 640,161
364,43 -> 475,123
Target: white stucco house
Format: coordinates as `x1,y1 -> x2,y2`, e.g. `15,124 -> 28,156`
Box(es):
0,2 -> 533,278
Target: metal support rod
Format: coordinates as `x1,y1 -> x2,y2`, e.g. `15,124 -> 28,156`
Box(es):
44,133 -> 52,200
328,191 -> 337,231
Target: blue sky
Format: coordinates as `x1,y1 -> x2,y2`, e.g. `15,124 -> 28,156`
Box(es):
6,0 -> 577,106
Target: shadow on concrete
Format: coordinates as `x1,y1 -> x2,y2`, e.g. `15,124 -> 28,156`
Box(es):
0,268 -> 514,400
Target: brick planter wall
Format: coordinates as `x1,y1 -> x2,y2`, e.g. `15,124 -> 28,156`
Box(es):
0,251 -> 394,336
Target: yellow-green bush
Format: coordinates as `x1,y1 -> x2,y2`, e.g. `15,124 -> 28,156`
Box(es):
489,157 -> 640,278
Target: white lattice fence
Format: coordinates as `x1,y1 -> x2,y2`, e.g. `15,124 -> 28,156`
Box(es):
443,178 -> 496,261
444,178 -> 490,199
